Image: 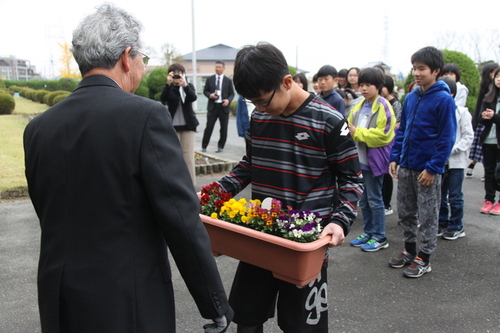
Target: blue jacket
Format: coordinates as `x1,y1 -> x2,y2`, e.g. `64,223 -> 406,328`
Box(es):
319,89 -> 346,116
390,80 -> 456,175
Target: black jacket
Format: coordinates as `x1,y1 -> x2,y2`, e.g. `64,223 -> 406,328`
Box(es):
24,75 -> 232,332
160,82 -> 199,131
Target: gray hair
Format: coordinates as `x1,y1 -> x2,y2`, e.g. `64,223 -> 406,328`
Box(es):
72,3 -> 143,76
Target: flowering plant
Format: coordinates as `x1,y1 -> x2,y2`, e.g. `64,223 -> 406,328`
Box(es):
200,182 -> 322,243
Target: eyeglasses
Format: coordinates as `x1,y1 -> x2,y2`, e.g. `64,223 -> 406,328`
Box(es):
248,88 -> 278,107
140,52 -> 150,67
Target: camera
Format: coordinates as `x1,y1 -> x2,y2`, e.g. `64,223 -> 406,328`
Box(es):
173,74 -> 182,79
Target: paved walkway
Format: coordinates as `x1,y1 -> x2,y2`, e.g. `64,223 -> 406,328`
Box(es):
1,115 -> 499,332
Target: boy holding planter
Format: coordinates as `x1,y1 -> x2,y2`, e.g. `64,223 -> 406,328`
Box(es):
211,42 -> 363,333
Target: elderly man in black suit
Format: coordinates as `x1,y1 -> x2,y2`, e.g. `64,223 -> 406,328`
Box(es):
201,61 -> 235,153
23,4 -> 232,333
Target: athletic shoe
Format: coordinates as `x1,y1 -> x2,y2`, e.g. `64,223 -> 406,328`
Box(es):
385,206 -> 394,216
361,238 -> 389,252
490,203 -> 500,215
350,234 -> 369,247
389,250 -> 415,268
404,257 -> 432,278
437,226 -> 446,237
465,167 -> 473,178
442,228 -> 466,240
480,201 -> 494,214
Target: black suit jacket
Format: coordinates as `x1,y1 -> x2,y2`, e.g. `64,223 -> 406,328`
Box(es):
203,74 -> 235,113
24,75 -> 232,332
160,82 -> 199,131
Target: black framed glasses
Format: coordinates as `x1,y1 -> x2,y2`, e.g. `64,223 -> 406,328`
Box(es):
248,87 -> 279,107
140,52 -> 150,67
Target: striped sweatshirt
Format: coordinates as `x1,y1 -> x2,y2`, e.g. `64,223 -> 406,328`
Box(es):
218,94 -> 363,236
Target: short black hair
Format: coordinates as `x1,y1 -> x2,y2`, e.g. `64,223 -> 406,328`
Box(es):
336,88 -> 347,99
338,68 -> 348,78
168,63 -> 185,73
233,42 -> 289,99
312,73 -> 318,83
442,63 -> 461,82
317,65 -> 338,78
383,74 -> 394,94
358,67 -> 385,92
293,72 -> 308,91
439,76 -> 457,97
216,60 -> 225,67
411,46 -> 444,75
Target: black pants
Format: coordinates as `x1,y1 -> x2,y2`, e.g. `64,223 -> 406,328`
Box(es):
202,103 -> 229,149
229,260 -> 329,333
481,143 -> 500,202
382,173 -> 393,209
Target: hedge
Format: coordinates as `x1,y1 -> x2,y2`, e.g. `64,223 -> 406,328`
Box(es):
0,93 -> 15,114
52,92 -> 71,105
35,90 -> 50,103
44,90 -> 70,106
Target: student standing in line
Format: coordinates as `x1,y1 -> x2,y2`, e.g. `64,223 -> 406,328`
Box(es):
348,68 -> 395,252
437,76 -> 473,239
477,67 -> 500,215
389,46 -> 456,278
316,65 -> 346,116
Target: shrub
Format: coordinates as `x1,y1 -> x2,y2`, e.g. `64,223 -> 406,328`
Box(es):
8,85 -> 22,93
0,80 -> 5,89
44,90 -> 69,106
35,90 -> 50,103
0,93 -> 15,114
146,68 -> 168,100
52,92 -> 71,105
57,78 -> 79,92
442,50 -> 480,112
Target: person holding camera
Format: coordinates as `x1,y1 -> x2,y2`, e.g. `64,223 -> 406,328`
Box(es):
160,63 -> 199,185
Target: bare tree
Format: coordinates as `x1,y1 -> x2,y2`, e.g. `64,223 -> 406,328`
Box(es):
433,29 -> 500,64
160,43 -> 184,68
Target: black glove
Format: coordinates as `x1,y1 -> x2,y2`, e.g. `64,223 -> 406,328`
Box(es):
203,315 -> 229,333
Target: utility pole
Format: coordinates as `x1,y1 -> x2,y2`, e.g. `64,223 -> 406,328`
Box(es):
191,0 -> 198,111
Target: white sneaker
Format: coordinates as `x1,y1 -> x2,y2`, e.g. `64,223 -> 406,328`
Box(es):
385,207 -> 393,216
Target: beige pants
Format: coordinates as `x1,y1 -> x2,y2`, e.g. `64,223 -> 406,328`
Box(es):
176,130 -> 196,185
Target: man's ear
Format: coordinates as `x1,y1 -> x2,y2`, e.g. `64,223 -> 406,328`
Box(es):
120,46 -> 133,73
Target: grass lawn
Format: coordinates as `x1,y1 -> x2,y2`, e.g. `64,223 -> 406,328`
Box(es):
0,115 -> 30,192
0,97 -> 48,193
12,96 -> 49,115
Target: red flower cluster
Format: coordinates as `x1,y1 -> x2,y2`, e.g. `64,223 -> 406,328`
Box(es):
200,182 -> 232,215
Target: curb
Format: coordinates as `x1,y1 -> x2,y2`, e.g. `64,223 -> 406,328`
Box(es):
195,151 -> 237,175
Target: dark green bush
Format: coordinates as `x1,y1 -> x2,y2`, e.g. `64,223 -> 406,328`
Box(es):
3,79 -> 78,92
57,78 -> 79,92
35,90 -> 50,103
442,50 -> 480,112
52,92 -> 71,105
20,88 -> 36,101
44,90 -> 69,106
0,93 -> 15,114
8,85 -> 22,93
146,68 -> 168,100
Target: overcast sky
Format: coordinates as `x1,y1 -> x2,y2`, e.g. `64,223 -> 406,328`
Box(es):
2,0 -> 499,79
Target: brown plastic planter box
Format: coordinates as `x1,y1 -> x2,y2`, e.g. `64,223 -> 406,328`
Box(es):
200,214 -> 331,286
